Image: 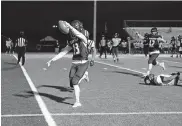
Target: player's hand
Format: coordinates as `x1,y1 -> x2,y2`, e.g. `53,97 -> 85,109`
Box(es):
90,60 -> 94,67
47,60 -> 52,67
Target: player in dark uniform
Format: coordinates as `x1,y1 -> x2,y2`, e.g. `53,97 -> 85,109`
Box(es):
143,33 -> 149,57
47,20 -> 95,108
176,35 -> 182,58
170,36 -> 176,57
136,27 -> 166,76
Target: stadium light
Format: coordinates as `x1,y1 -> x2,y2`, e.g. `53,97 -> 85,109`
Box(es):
52,25 -> 58,28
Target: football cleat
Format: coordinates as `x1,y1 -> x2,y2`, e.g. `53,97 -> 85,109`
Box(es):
72,102 -> 82,108
160,62 -> 165,70
84,71 -> 89,82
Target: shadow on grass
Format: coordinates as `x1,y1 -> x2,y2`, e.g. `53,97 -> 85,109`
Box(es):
13,91 -> 73,105
108,71 -> 145,79
37,85 -> 73,93
139,82 -> 182,87
2,61 -> 19,71
3,61 -> 17,65
2,65 -> 19,71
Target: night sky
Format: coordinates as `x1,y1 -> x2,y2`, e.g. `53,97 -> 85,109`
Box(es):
2,1 -> 182,48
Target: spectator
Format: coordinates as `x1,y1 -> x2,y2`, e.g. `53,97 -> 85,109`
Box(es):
121,39 -> 128,54
5,38 -> 12,54
99,35 -> 107,59
159,42 -> 163,54
176,35 -> 182,58
170,36 -> 176,57
163,41 -> 169,54
106,39 -> 112,55
111,33 -> 121,62
127,37 -> 131,54
139,41 -> 144,54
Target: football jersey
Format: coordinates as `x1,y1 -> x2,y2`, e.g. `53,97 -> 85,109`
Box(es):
171,39 -> 176,47
146,34 -> 162,53
121,41 -> 127,48
6,40 -> 11,47
87,39 -> 95,51
153,75 -> 175,86
69,29 -> 89,61
112,38 -> 121,47
179,38 -> 182,47
100,39 -> 106,47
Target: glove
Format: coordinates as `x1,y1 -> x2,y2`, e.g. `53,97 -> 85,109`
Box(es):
90,60 -> 94,66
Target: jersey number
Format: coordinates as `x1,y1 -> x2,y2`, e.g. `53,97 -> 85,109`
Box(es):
149,40 -> 155,47
73,43 -> 80,55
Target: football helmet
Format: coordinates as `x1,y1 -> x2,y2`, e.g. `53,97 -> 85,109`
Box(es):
151,27 -> 158,33
144,33 -> 149,38
144,74 -> 154,85
114,33 -> 119,38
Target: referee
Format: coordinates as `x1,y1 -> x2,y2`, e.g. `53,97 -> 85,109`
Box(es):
15,31 -> 28,66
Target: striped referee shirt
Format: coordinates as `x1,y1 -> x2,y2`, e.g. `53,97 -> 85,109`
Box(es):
16,37 -> 27,47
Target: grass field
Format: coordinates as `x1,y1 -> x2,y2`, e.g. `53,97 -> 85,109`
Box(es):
1,53 -> 182,126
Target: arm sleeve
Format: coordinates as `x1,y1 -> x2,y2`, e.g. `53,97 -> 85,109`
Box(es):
136,33 -> 145,40
66,22 -> 87,44
51,45 -> 72,62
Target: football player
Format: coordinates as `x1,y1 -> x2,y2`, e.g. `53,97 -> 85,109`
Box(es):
47,20 -> 95,108
143,33 -> 149,57
144,72 -> 180,86
176,35 -> 182,58
6,38 -> 12,54
136,27 -> 166,76
170,36 -> 176,57
111,33 -> 121,62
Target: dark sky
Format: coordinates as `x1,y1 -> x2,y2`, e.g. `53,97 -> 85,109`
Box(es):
2,1 -> 182,44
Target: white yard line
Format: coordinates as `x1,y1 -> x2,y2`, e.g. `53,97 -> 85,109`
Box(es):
95,60 -> 146,75
13,55 -> 57,126
2,111 -> 182,118
162,60 -> 182,64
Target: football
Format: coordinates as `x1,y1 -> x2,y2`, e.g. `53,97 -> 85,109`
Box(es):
58,20 -> 69,34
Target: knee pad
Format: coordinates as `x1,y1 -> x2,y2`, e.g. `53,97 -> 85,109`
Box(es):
152,60 -> 157,65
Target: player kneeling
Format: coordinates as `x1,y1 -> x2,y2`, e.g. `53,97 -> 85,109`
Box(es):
144,72 -> 180,86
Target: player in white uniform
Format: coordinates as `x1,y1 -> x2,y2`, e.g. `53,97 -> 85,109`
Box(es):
111,33 -> 121,62
144,72 -> 180,86
6,38 -> 12,54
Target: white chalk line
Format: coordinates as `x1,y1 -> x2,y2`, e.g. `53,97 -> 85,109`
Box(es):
2,111 -> 182,118
95,60 -> 146,75
162,60 -> 182,64
13,55 -> 57,126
